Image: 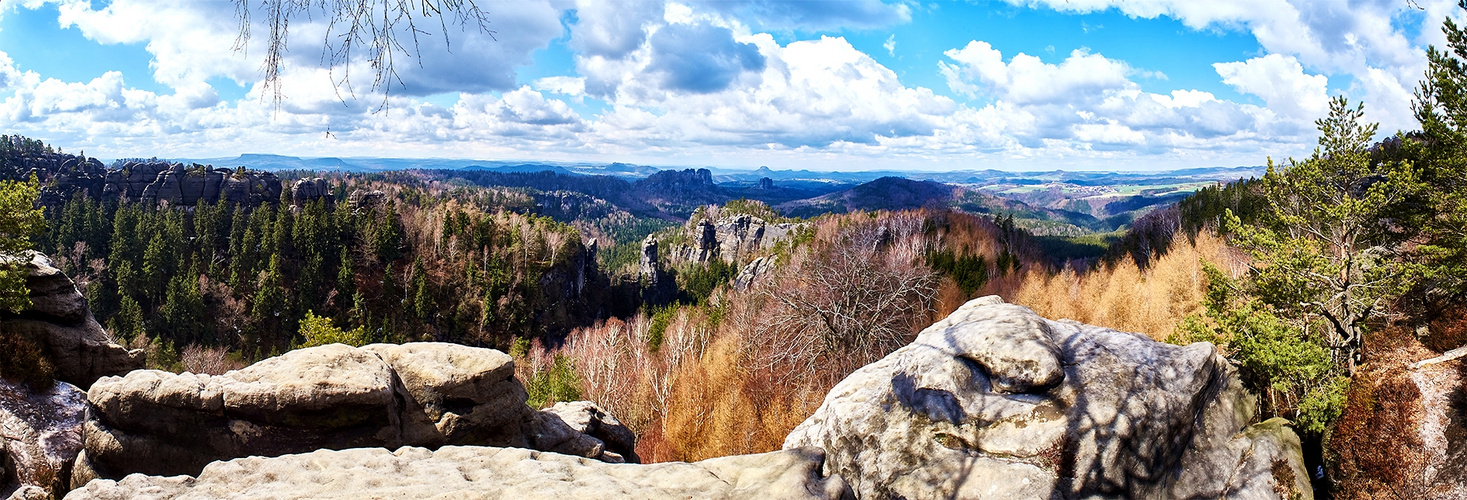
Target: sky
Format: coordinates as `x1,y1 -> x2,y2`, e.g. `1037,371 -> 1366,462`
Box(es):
0,0 -> 1460,171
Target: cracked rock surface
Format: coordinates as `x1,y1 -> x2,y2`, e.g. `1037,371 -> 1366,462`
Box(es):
784,296 -> 1312,500
64,446 -> 852,500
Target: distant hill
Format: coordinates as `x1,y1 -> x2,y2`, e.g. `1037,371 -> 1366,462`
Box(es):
776,177 -> 1103,235
776,177 -> 955,218
461,164 -> 574,175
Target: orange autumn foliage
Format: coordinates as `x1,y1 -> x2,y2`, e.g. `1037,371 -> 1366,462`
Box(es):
1008,232 -> 1241,340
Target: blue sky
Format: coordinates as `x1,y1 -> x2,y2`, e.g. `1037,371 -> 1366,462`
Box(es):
0,0 -> 1459,171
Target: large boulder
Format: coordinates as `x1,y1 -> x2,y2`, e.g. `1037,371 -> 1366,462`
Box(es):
0,254 -> 142,389
783,296 -> 1313,500
530,401 -> 639,463
76,343 -> 621,482
360,343 -> 530,448
64,446 -> 852,500
290,177 -> 333,205
0,379 -> 86,498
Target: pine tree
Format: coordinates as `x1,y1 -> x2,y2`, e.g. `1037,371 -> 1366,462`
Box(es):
337,247 -> 355,294
1411,12 -> 1467,308
412,258 -> 432,322
113,294 -> 146,342
0,174 -> 43,313
1225,97 -> 1419,373
251,254 -> 287,350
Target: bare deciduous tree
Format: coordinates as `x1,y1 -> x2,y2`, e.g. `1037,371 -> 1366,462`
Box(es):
758,213 -> 938,379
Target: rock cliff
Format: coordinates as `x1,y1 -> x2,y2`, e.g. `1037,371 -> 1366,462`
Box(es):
0,150 -> 108,211
783,296 -> 1312,499
670,214 -> 805,265
103,162 -> 284,206
289,177 -> 334,205
0,254 -> 142,389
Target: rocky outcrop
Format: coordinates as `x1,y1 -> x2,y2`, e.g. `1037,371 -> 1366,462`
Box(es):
732,255 -> 774,291
347,189 -> 387,210
77,343 -> 533,481
783,296 -> 1312,500
0,379 -> 86,497
65,446 -> 852,500
530,401 -> 638,463
0,254 -> 142,389
639,235 -> 659,283
290,177 -> 333,205
1406,355 -> 1466,498
629,168 -> 731,215
671,214 -> 805,265
75,342 -> 633,483
0,151 -> 107,211
638,236 -> 674,305
102,162 -> 281,206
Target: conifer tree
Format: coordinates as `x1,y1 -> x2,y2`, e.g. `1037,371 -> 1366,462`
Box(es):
1411,11 -> 1467,309
0,174 -> 43,313
1225,97 -> 1418,373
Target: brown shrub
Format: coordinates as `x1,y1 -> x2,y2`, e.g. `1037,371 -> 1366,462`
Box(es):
0,328 -> 53,388
1422,304 -> 1467,353
1330,326 -> 1433,499
181,343 -> 244,375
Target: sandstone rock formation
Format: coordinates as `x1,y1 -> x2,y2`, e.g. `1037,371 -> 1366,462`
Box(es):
732,255 -> 774,291
290,177 -> 333,205
347,189 -> 387,209
1405,355 -> 1466,498
65,446 -> 852,500
76,342 -> 632,483
0,254 -> 142,389
530,401 -> 638,463
0,379 -> 86,497
783,296 -> 1313,500
638,235 -> 673,305
0,148 -> 108,212
102,162 -> 282,206
672,214 -> 805,265
77,343 -> 533,481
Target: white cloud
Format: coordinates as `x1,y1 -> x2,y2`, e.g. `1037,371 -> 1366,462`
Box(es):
1006,0 -> 1457,134
533,76 -> 587,97
47,0 -> 565,96
935,41 -> 1311,156
692,0 -> 911,30
940,42 -> 1135,105
570,0 -> 664,58
1,0 -> 1447,170
1214,54 -> 1329,121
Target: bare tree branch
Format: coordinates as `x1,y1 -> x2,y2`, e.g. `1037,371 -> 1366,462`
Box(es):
233,0 -> 494,115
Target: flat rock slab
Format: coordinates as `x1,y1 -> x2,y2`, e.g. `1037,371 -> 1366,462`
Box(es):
63,446 -> 853,500
0,378 -> 86,496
